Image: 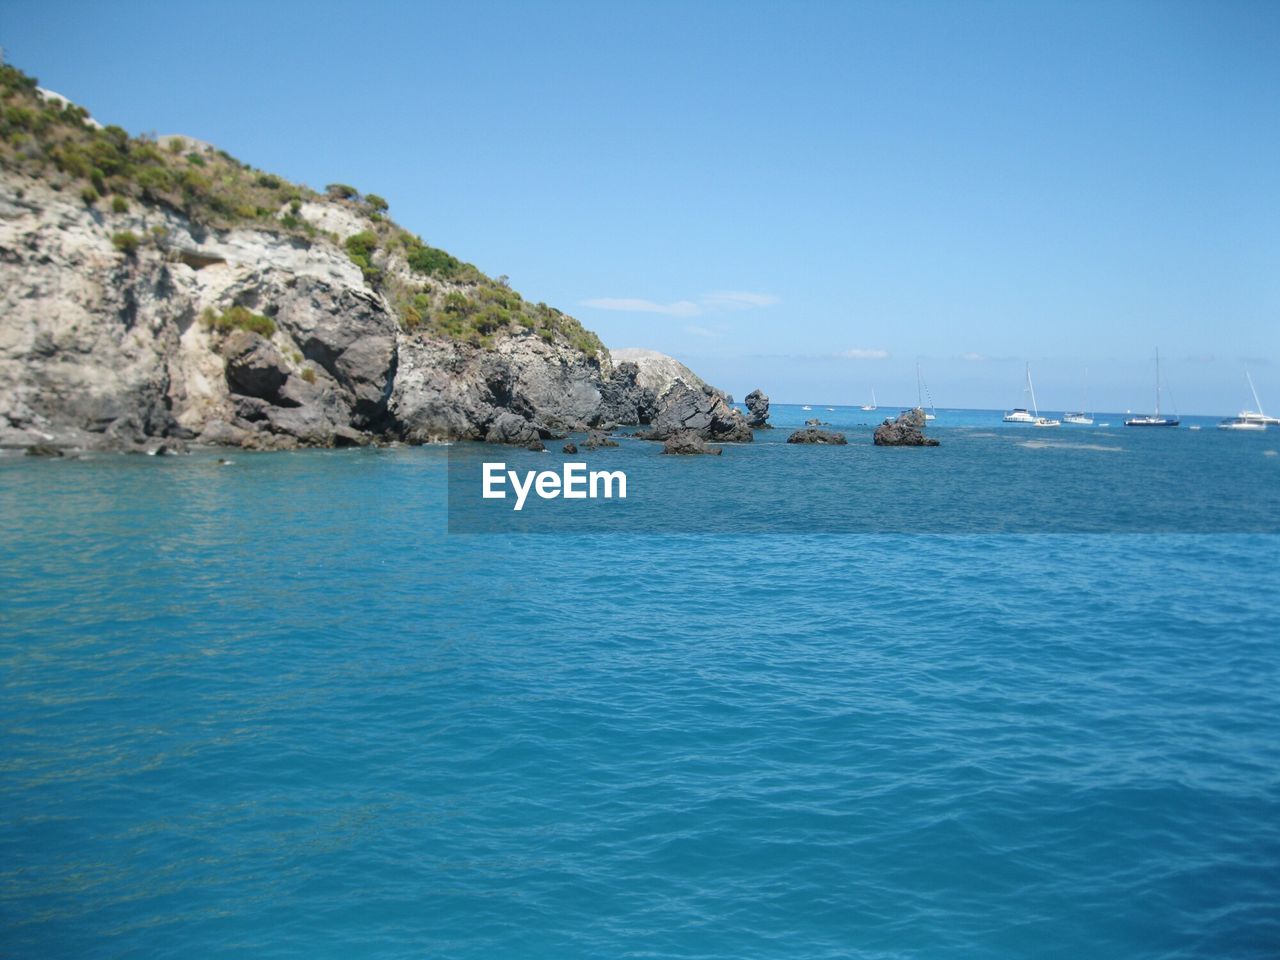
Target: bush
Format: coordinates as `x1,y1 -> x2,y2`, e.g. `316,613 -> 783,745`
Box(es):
201,305 -> 276,337
364,193 -> 388,212
326,183 -> 358,200
406,241 -> 467,279
80,185 -> 99,205
111,195 -> 128,213
300,366 -> 316,384
111,231 -> 139,254
344,230 -> 378,261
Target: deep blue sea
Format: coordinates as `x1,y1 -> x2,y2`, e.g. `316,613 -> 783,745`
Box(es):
3,405 -> 1279,959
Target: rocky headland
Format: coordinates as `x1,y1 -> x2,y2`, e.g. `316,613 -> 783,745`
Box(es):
0,64 -> 732,454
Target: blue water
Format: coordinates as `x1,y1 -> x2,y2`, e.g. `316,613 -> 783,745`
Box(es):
3,408 -> 1279,958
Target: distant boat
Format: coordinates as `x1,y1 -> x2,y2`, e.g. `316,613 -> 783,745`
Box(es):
859,388 -> 877,412
1028,364 -> 1060,428
1125,349 -> 1179,427
1005,362 -> 1059,425
916,363 -> 937,420
1063,368 -> 1093,425
1218,417 -> 1265,431
825,406 -> 835,412
801,405 -> 812,411
1234,371 -> 1279,427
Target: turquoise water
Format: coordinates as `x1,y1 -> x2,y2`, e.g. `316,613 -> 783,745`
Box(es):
2,407 -> 1279,958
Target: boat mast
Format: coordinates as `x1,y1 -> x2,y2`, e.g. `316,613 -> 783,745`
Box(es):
1027,363 -> 1039,417
1247,370 -> 1264,416
916,363 -> 923,409
1155,348 -> 1161,417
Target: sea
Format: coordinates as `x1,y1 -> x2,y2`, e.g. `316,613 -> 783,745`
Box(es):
2,404 -> 1278,959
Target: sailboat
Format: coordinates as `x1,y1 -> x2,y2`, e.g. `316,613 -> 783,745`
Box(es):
859,388 -> 877,412
1124,349 -> 1179,427
915,363 -> 937,420
1003,362 -> 1037,423
1063,369 -> 1093,425
1028,364 -> 1060,427
1235,371 -> 1279,427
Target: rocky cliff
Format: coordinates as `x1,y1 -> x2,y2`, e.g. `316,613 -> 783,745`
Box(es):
0,64 -> 664,451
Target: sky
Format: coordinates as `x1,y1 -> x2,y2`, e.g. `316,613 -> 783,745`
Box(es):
3,0 -> 1278,412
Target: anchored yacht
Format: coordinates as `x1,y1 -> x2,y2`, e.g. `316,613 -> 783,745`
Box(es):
1124,349 -> 1179,427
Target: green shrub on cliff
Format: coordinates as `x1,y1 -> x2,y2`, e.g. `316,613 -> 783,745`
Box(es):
201,305 -> 276,338
111,231 -> 140,254
0,60 -> 609,363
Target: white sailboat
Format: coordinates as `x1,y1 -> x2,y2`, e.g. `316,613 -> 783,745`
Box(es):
859,388 -> 877,412
1125,349 -> 1179,427
1063,368 -> 1093,425
1004,362 -> 1037,423
1028,364 -> 1060,427
1235,371 -> 1279,426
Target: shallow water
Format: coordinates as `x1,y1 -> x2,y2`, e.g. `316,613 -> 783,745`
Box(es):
2,409 -> 1278,958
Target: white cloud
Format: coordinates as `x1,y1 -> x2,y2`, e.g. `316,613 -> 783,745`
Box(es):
840,348 -> 890,360
579,297 -> 702,317
684,325 -> 720,338
580,290 -> 779,318
701,291 -> 781,310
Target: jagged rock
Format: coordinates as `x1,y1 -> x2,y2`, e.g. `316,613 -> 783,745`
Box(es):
526,438 -> 547,451
874,407 -> 939,446
223,330 -> 290,401
744,388 -> 771,428
485,411 -> 540,445
562,441 -> 578,454
25,442 -> 63,457
642,383 -> 753,443
597,361 -> 657,425
661,431 -> 722,455
609,348 -> 729,403
804,417 -> 826,426
787,428 -> 847,444
583,429 -> 619,449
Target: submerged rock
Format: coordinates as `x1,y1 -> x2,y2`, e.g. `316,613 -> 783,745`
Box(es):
583,429 -> 619,449
24,442 -> 63,457
744,388 -> 772,428
561,441 -> 578,454
661,431 -> 722,455
786,428 -> 847,444
874,408 -> 939,446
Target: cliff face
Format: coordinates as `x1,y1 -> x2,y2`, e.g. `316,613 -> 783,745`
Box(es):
0,172 -> 657,450
0,65 -> 658,451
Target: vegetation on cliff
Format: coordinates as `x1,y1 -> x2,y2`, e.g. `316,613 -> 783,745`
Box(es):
0,62 -> 604,358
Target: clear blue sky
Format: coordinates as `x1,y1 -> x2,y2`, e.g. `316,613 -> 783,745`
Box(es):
4,0 -> 1278,412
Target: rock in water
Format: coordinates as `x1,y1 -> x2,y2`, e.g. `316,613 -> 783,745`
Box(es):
582,430 -> 619,449
744,388 -> 772,428
661,431 -> 722,455
24,443 -> 64,457
642,383 -> 753,443
874,407 -> 939,446
562,441 -> 578,454
786,428 -> 847,444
